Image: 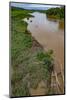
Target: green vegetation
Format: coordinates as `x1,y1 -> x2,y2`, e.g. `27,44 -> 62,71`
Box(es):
46,7 -> 65,19
11,7 -> 54,97
11,7 -> 34,20
37,50 -> 54,73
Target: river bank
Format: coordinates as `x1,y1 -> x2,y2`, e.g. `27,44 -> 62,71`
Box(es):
11,7 -> 54,97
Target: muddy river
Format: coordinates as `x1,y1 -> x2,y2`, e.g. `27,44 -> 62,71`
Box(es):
24,12 -> 64,72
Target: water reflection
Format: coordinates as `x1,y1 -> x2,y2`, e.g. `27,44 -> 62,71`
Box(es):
59,21 -> 64,30
47,17 -> 58,22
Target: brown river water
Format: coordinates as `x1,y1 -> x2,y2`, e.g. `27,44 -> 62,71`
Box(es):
24,12 -> 64,94
24,12 -> 64,71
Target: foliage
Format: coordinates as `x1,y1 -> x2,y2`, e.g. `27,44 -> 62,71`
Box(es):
11,80 -> 30,97
46,7 -> 65,19
37,50 -> 54,72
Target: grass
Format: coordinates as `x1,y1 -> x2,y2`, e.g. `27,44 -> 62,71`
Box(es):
11,7 -> 54,97
12,79 -> 30,97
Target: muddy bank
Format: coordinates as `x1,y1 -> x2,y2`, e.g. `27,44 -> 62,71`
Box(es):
31,35 -> 64,95
25,32 -> 53,96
